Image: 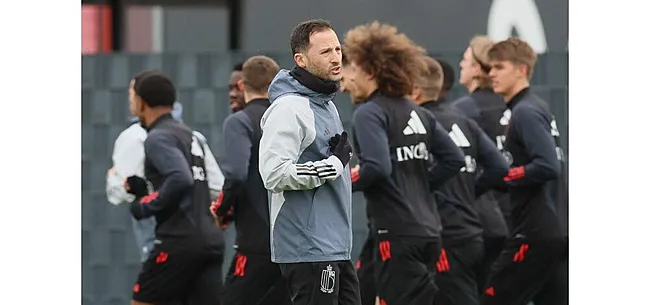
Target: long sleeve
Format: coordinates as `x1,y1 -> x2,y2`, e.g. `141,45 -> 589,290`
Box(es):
136,131 -> 195,219
106,125 -> 147,205
217,113 -> 252,216
193,131 -> 223,200
506,106 -> 561,186
471,119 -> 509,197
351,102 -> 392,191
259,96 -> 344,193
427,118 -> 466,189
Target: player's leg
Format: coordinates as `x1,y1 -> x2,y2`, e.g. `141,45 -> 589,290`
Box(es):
375,236 -> 439,305
222,252 -> 292,305
131,241 -> 203,305
532,240 -> 568,305
480,238 -> 567,305
257,274 -> 293,305
356,234 -> 377,305
221,252 -> 248,304
184,253 -> 224,305
337,260 -> 363,305
477,236 -> 506,292
279,261 -> 342,305
434,238 -> 484,305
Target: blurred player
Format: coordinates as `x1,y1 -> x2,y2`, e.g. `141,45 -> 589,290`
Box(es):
452,36 -> 511,291
106,71 -> 183,263
259,19 -> 361,305
228,62 -> 246,112
481,37 -> 568,305
125,71 -> 224,305
436,59 -> 456,104
339,55 -> 376,305
342,21 -> 465,305
107,72 -> 223,264
213,55 -> 292,305
411,56 -> 509,305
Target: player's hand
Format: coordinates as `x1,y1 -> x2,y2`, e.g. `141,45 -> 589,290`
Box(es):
328,134 -> 341,153
215,215 -> 232,231
503,166 -> 525,182
351,164 -> 360,183
331,131 -> 353,167
125,176 -> 149,197
210,193 -> 234,230
209,192 -> 222,217
210,192 -> 233,217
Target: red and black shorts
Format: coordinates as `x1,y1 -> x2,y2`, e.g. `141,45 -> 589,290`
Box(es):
131,238 -> 223,304
221,251 -> 292,305
374,234 -> 440,305
433,237 -> 484,305
480,236 -> 568,305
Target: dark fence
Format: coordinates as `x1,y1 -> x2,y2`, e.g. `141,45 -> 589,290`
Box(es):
81,52 -> 568,305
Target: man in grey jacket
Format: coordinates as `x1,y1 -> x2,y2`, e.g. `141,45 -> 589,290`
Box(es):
259,19 -> 361,305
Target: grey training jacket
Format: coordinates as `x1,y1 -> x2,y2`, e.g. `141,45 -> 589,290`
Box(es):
259,70 -> 353,263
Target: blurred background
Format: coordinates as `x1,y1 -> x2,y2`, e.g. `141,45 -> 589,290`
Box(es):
81,0 -> 568,304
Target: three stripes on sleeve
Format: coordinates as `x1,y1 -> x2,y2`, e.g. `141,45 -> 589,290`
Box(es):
296,162 -> 338,179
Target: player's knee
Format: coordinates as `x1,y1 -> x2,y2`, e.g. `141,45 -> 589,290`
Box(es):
131,300 -> 153,305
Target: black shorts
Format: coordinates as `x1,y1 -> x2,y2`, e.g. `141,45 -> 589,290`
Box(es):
356,234 -> 376,305
279,260 -> 362,305
477,236 -> 507,292
374,234 -> 440,305
222,251 -> 292,305
533,247 -> 568,305
434,237 -> 484,305
480,237 -> 568,305
132,238 -> 223,304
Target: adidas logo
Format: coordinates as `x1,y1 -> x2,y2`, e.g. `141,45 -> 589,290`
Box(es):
448,124 -> 471,148
499,109 -> 512,126
403,110 -> 427,135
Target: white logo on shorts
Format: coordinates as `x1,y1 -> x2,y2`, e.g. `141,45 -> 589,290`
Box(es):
320,264 -> 336,294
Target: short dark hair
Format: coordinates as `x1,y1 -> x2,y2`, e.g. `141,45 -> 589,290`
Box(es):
132,70 -> 156,88
290,19 -> 334,54
242,55 -> 280,94
135,71 -> 176,108
233,62 -> 243,71
436,59 -> 455,93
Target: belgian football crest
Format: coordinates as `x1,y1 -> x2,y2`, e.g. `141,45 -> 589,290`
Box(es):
320,264 -> 336,294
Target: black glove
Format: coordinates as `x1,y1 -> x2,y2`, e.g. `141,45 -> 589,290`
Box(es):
328,133 -> 341,153
331,131 -> 352,167
126,176 -> 149,198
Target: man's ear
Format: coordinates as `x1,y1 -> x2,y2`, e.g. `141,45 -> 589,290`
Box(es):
135,96 -> 146,114
294,53 -> 307,68
411,87 -> 421,102
517,64 -> 529,78
237,79 -> 245,92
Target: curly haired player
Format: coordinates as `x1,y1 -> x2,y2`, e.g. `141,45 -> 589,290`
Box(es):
342,21 -> 464,305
